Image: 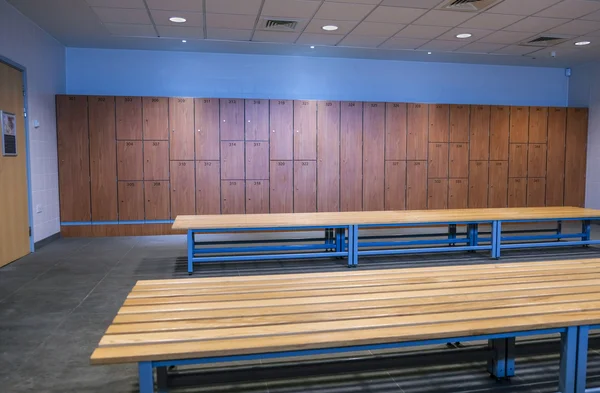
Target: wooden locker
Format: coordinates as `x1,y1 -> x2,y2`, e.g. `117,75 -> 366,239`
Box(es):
170,161 -> 195,218
428,179 -> 448,210
246,180 -> 269,214
528,144 -> 547,178
245,99 -> 269,141
340,101 -> 363,212
270,99 -> 293,160
195,98 -> 220,161
220,98 -> 244,140
508,178 -> 527,207
449,143 -> 469,178
406,161 -> 427,210
221,141 -> 245,180
529,107 -> 548,143
117,140 -> 143,180
448,179 -> 468,209
363,102 -> 385,211
118,181 -> 144,221
488,161 -> 508,208
509,144 -> 528,178
407,103 -> 428,160
246,141 -> 269,180
386,102 -> 407,160
317,101 -> 340,212
428,143 -> 448,179
546,108 -> 567,206
270,161 -> 293,213
143,141 -> 169,180
144,181 -> 170,220
196,161 -> 221,215
56,95 -> 91,222
294,100 -> 317,160
221,180 -> 245,214
468,161 -> 488,208
565,108 -> 588,207
490,106 -> 509,161
143,97 -> 169,140
294,161 -> 317,213
510,106 -> 529,143
469,105 -> 490,161
116,96 -> 142,140
450,104 -> 469,142
385,161 -> 406,210
429,104 -> 449,143
89,96 -> 118,221
169,97 -> 194,160
528,178 -> 546,207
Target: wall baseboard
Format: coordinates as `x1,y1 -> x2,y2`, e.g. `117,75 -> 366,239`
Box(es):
34,232 -> 61,250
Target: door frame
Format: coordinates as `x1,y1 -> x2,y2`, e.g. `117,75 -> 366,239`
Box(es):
0,55 -> 35,253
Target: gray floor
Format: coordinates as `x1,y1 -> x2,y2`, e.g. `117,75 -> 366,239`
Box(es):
3,224 -> 600,393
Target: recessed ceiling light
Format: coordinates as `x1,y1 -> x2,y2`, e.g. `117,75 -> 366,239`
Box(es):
575,41 -> 591,46
427,51 -> 432,55
169,17 -> 187,23
322,25 -> 339,31
456,33 -> 472,39
182,40 -> 187,43
310,45 -> 315,49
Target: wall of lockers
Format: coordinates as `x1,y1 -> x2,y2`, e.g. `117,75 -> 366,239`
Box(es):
56,95 -> 588,236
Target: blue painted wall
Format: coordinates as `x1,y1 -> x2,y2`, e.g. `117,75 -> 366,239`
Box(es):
67,48 -> 569,106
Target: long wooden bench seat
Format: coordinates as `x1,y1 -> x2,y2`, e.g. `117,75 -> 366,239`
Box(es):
92,258 -> 600,393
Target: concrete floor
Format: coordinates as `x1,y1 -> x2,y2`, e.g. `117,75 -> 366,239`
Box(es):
3,224 -> 600,393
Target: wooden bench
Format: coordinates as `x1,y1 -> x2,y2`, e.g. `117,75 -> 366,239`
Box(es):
173,207 -> 600,273
91,258 -> 600,393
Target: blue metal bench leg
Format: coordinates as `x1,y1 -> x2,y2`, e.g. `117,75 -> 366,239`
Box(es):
559,326 -> 578,393
487,338 -> 514,379
467,224 -> 479,253
187,230 -> 194,275
557,221 -> 563,242
347,226 -> 354,268
157,366 -> 168,393
495,221 -> 502,259
139,362 -> 154,393
582,220 -> 591,247
576,326 -> 589,393
448,224 -> 457,247
505,337 -> 515,378
353,225 -> 359,267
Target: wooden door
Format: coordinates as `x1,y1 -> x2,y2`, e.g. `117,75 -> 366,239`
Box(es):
385,161 -> 406,210
195,98 -> 220,160
246,180 -> 269,214
508,178 -> 527,207
169,97 -> 194,160
246,141 -> 269,180
428,143 -> 448,179
490,106 -> 509,160
116,96 -> 142,140
270,161 -> 293,213
142,97 -> 169,140
509,143 -> 528,178
118,181 -> 144,221
469,105 -> 490,161
546,108 -> 566,206
294,100 -> 317,160
386,102 -> 406,160
220,98 -> 244,140
448,179 -> 468,209
428,179 -> 448,209
468,161 -> 488,208
340,101 -> 363,211
528,178 -> 546,207
529,107 -> 548,143
449,143 -> 468,178
429,104 -> 449,143
450,104 -> 469,142
170,161 -> 195,218
294,161 -> 317,213
245,99 -> 269,141
528,144 -> 547,178
196,161 -> 221,214
143,141 -> 169,180
270,99 -> 293,160
488,161 -> 508,208
117,140 -> 143,180
317,101 -> 340,212
510,106 -> 529,143
363,102 -> 385,211
565,108 -> 588,207
406,161 -> 427,210
221,141 -> 244,180
407,103 -> 428,160
222,180 -> 245,214
144,181 -> 170,220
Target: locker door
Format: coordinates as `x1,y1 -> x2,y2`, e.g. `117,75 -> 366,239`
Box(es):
246,180 -> 269,214
509,144 -> 528,178
528,178 -> 546,207
116,97 -> 142,140
428,179 -> 448,210
340,101 -> 363,212
490,106 -> 509,161
222,180 -> 245,214
196,161 -> 221,214
144,141 -> 169,180
144,181 -> 170,220
508,178 -> 527,207
270,99 -> 293,160
429,104 -> 449,142
528,144 -> 547,178
143,97 -> 169,140
469,105 -> 490,161
363,102 -> 385,211
385,161 -> 406,210
220,98 -> 244,140
195,98 -> 220,161
450,104 -> 469,142
294,100 -> 317,160
118,181 -> 144,221
468,161 -> 488,208
565,108 -> 588,207
170,161 -> 195,218
546,108 -> 566,206
488,161 -> 508,208
428,143 -> 448,179
529,107 -> 548,143
89,96 -> 117,221
510,106 -> 529,143
246,141 -> 269,180
386,102 -> 407,160
317,101 -> 340,212
294,161 -> 317,213
407,103 -> 428,160
221,141 -> 245,180
448,179 -> 468,209
169,97 -> 194,160
245,99 -> 269,141
270,161 -> 293,213
449,143 -> 469,178
406,161 -> 427,210
117,140 -> 143,180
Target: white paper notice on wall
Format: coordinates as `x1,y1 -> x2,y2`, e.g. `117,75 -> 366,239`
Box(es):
1,111 -> 17,156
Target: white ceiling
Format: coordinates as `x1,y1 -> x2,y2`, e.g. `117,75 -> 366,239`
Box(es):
7,0 -> 600,67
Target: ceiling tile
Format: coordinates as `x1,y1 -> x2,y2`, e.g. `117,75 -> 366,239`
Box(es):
207,28 -> 253,41
456,42 -> 507,53
324,0 -> 380,4
305,19 -> 359,34
546,20 -> 600,36
582,9 -> 600,21
338,35 -> 389,47
380,0 -> 444,9
365,6 -> 427,24
504,16 -> 570,33
493,45 -> 539,55
93,7 -> 151,24
252,30 -> 301,43
487,0 -> 562,16
315,2 -> 376,21
419,39 -> 468,51
380,37 -> 429,49
85,0 -> 146,8
394,24 -> 450,39
352,22 -> 402,36
156,25 -> 203,38
104,23 -> 157,37
262,0 -> 321,18
150,10 -> 204,27
206,13 -> 257,29
436,27 -> 494,41
146,0 -> 204,12
535,0 -> 600,19
205,0 -> 262,15
296,32 -> 345,45
479,30 -> 536,44
459,13 -> 523,30
412,10 -> 476,27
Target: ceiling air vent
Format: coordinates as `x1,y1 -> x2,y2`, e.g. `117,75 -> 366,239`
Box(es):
259,18 -> 299,31
520,36 -> 569,47
438,0 -> 501,12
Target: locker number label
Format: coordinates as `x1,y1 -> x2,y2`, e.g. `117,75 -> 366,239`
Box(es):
230,181 -> 237,185
153,142 -> 160,146
301,162 -> 309,166
326,102 -> 333,107
125,97 -> 133,102
126,141 -> 134,146
152,98 -> 160,102
229,142 -> 237,147
253,142 -> 261,147
277,162 -> 286,166
254,181 -> 262,186
127,182 -> 135,187
204,162 -> 212,166
178,162 -> 187,167
153,182 -> 161,186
